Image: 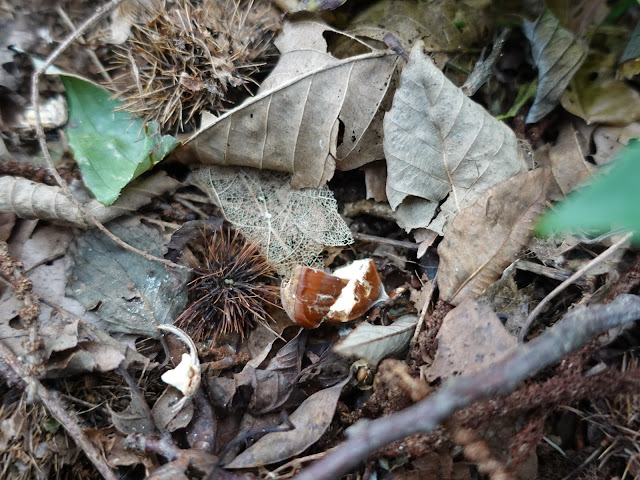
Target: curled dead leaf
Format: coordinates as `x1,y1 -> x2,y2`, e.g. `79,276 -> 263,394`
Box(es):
437,169 -> 551,305
182,22 -> 398,188
225,377 -> 349,468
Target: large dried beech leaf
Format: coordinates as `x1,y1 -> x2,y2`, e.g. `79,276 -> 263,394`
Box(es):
225,378 -> 348,468
333,315 -> 418,365
438,169 -> 551,305
522,8 -> 587,124
426,299 -> 517,381
383,41 -> 527,234
183,22 -> 397,188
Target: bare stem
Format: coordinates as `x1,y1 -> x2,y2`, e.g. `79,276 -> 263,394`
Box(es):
519,232 -> 632,341
294,294 -> 640,480
0,339 -> 118,480
31,0 -> 188,271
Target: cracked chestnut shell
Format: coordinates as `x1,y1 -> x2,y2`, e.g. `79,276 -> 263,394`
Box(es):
280,259 -> 384,329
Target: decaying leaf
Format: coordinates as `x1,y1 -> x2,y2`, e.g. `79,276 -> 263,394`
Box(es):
337,0 -> 490,57
426,299 -> 517,381
333,315 -> 418,365
548,120 -> 595,196
0,172 -> 182,229
561,51 -> 640,126
225,377 -> 349,468
383,41 -> 527,233
207,330 -> 306,414
523,8 -> 588,124
192,166 -> 353,275
182,21 -> 398,188
0,225 -> 146,377
152,387 -> 194,432
67,219 -> 188,336
438,169 -> 551,305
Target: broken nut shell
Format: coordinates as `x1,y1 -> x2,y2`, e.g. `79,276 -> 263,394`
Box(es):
280,259 -> 384,328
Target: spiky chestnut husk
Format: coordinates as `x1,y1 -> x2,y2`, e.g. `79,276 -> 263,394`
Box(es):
108,0 -> 280,132
175,228 -> 279,342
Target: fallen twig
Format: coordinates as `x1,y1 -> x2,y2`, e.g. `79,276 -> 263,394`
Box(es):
0,339 -> 118,480
519,232 -> 632,341
293,294 -> 640,480
30,0 -> 188,271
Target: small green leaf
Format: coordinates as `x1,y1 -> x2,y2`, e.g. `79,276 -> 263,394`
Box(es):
60,75 -> 178,205
537,140 -> 640,243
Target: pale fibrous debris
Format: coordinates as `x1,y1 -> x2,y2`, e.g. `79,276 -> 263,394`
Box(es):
192,165 -> 353,276
161,352 -> 197,395
157,324 -> 201,410
108,0 -> 281,132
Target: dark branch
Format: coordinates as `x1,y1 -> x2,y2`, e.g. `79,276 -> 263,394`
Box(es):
294,294 -> 640,480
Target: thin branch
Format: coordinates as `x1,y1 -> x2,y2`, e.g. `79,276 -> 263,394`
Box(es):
0,339 -> 118,480
518,232 -> 632,341
31,0 -> 188,271
294,294 -> 640,480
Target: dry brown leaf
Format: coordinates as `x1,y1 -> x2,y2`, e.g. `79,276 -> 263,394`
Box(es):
548,120 -> 595,196
426,299 -> 517,382
152,387 -> 194,432
207,330 -> 306,414
437,169 -> 551,305
591,122 -> 640,165
225,377 -> 348,468
383,41 -> 527,234
0,172 -> 182,229
363,161 -> 388,202
183,21 -> 398,188
333,315 -> 418,365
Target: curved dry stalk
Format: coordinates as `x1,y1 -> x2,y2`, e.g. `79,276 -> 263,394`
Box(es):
30,0 -> 188,271
294,294 -> 640,480
518,232 -> 633,341
0,338 -> 118,480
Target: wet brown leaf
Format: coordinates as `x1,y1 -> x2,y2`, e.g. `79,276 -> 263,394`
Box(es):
225,377 -> 349,468
151,387 -> 194,432
426,299 -> 517,381
438,169 -> 551,305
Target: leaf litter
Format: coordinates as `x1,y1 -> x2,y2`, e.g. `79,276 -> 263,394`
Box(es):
2,1 -> 640,479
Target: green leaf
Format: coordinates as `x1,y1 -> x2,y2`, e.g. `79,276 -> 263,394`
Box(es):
537,140 -> 640,243
60,75 -> 178,205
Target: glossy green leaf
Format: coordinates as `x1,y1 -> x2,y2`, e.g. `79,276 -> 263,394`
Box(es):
537,140 -> 640,243
60,75 -> 178,205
